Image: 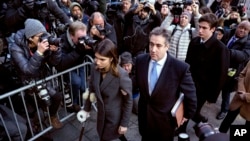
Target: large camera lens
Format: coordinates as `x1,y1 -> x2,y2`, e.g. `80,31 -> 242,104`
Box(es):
194,122 -> 216,141
39,33 -> 62,46
78,36 -> 98,48
48,36 -> 63,46
37,85 -> 51,106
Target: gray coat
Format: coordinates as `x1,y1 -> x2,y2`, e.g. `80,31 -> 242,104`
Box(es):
84,64 -> 132,140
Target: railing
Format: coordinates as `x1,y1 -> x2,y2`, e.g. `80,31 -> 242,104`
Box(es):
0,55 -> 94,141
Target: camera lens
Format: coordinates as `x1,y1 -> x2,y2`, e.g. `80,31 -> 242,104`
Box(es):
39,89 -> 51,106
48,37 -> 62,46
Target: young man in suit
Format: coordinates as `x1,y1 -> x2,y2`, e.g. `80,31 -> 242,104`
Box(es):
185,13 -> 230,127
135,27 -> 197,141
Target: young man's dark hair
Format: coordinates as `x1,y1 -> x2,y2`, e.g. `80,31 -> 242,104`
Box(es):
198,13 -> 218,29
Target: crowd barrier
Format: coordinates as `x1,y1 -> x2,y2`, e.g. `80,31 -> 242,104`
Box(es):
0,55 -> 94,141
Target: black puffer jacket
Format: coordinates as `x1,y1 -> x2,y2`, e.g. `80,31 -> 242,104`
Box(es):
9,29 -> 62,83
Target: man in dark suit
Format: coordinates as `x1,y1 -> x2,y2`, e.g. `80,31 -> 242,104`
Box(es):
216,20 -> 250,120
185,13 -> 230,126
135,27 -> 197,141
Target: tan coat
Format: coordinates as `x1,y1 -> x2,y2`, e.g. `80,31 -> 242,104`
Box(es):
229,60 -> 250,121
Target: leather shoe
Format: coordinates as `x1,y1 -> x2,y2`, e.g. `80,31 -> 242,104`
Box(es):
216,112 -> 227,120
50,116 -> 63,129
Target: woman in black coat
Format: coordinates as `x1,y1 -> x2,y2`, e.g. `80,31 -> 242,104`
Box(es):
84,39 -> 133,141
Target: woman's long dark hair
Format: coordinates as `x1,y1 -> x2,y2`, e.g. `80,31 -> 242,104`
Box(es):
94,39 -> 119,77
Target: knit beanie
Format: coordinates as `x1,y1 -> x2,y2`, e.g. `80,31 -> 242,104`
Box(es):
24,19 -> 46,39
69,2 -> 83,13
181,11 -> 192,22
120,52 -> 133,65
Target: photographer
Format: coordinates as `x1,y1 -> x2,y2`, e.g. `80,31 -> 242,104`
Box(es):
106,0 -> 133,55
55,21 -> 93,112
161,1 -> 201,61
4,0 -> 71,34
88,12 -> 117,46
123,1 -> 161,57
9,19 -> 63,129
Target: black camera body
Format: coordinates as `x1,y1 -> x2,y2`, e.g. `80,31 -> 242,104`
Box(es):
95,25 -> 106,36
39,33 -> 62,46
81,0 -> 99,16
106,1 -> 123,16
78,35 -> 98,48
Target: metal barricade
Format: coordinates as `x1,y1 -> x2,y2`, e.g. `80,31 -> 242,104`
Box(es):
0,55 -> 94,141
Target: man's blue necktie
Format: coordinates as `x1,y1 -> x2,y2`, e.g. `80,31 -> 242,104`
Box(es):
227,36 -> 236,49
150,62 -> 158,93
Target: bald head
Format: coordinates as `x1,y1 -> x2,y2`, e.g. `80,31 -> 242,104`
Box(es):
90,12 -> 105,26
235,20 -> 250,38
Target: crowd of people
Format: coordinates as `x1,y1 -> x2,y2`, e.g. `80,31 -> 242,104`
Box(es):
0,0 -> 250,141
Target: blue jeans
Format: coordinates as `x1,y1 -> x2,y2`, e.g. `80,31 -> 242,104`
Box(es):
70,67 -> 86,104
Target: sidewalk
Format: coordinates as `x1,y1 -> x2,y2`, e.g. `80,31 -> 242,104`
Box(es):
51,93 -> 245,141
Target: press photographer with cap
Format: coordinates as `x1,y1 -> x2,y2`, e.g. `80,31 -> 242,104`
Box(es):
9,18 -> 63,129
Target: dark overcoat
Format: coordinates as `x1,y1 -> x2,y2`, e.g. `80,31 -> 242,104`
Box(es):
84,64 -> 132,140
185,35 -> 230,103
135,53 -> 197,141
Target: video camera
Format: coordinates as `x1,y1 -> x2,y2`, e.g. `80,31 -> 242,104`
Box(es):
106,1 -> 123,16
237,1 -> 246,17
39,33 -> 63,46
166,0 -> 193,15
81,0 -> 99,16
78,35 -> 98,48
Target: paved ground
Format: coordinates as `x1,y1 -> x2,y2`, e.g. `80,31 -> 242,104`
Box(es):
47,92 -> 245,141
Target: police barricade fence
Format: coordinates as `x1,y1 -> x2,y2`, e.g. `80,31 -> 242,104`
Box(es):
0,55 -> 94,141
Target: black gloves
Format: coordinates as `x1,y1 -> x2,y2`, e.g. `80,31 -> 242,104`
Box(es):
23,0 -> 34,10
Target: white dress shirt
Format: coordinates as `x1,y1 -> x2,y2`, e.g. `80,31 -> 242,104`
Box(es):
148,53 -> 168,94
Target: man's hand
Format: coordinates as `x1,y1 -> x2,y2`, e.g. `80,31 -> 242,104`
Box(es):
37,39 -> 49,55
191,2 -> 199,16
134,3 -> 144,14
49,45 -> 59,52
180,117 -> 188,125
90,25 -> 105,39
23,0 -> 34,10
148,3 -> 156,15
118,126 -> 128,134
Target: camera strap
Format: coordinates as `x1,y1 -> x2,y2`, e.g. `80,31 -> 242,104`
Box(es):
66,29 -> 76,49
171,26 -> 193,40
